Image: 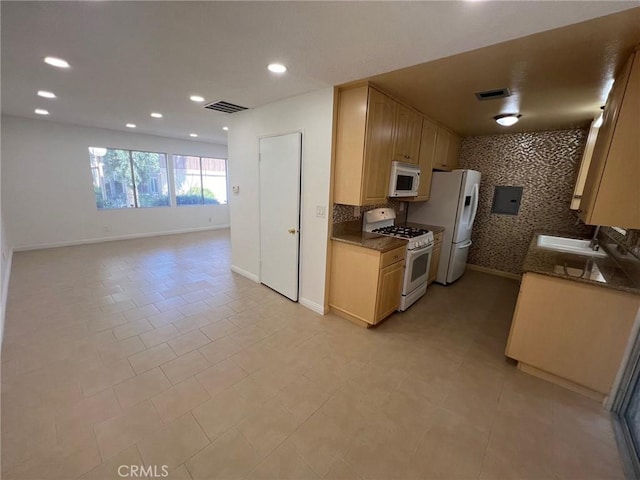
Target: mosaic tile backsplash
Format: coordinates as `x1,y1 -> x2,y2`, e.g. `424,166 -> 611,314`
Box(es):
459,128 -> 593,275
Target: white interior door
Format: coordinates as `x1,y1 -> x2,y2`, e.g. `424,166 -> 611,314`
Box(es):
259,133 -> 302,301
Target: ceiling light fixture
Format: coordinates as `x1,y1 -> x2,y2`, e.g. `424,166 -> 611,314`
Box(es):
190,95 -> 205,102
494,113 -> 521,126
189,133 -> 198,138
126,123 -> 136,128
37,90 -> 56,99
222,126 -> 229,131
44,56 -> 70,68
267,63 -> 287,74
34,108 -> 49,115
150,112 -> 163,118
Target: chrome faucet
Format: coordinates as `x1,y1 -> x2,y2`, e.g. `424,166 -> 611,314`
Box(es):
590,225 -> 601,251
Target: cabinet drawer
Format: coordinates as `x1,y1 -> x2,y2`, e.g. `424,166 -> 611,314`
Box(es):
434,232 -> 444,245
380,246 -> 406,269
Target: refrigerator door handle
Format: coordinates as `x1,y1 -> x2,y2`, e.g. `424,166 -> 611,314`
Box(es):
458,240 -> 473,249
469,183 -> 479,228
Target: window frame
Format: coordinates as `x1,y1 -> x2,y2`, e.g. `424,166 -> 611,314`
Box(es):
172,154 -> 228,206
89,146 -> 171,210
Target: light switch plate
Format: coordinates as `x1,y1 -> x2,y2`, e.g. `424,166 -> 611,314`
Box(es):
315,206 -> 326,218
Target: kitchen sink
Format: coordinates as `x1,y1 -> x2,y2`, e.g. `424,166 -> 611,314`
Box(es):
537,235 -> 607,258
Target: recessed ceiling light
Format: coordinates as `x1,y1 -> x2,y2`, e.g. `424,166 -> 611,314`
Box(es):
37,90 -> 56,99
222,126 -> 229,131
34,108 -> 49,115
126,123 -> 136,128
150,112 -> 163,118
189,133 -> 198,138
267,63 -> 287,74
44,56 -> 70,68
494,113 -> 521,127
190,95 -> 205,102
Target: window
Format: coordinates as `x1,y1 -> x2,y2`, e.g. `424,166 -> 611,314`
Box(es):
90,147 -> 169,209
173,155 -> 227,205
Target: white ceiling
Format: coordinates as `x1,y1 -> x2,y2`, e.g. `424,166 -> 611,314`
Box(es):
2,1 -> 638,145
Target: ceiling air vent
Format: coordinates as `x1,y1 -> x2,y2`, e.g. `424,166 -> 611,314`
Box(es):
203,101 -> 248,113
475,88 -> 511,101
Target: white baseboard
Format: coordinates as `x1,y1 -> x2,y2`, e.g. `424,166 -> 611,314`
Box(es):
12,225 -> 230,252
1,247 -> 14,353
299,297 -> 327,315
230,265 -> 259,283
466,263 -> 521,281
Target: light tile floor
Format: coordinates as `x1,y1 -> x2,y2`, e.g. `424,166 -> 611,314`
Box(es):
1,229 -> 625,479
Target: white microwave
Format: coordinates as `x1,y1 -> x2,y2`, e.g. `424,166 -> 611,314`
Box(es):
389,161 -> 420,197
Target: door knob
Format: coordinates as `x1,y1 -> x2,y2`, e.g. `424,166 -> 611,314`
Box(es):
288,228 -> 297,234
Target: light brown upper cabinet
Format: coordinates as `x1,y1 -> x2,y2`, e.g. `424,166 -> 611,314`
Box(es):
334,85 -> 396,206
406,117 -> 437,202
392,103 -> 423,165
571,115 -> 601,211
579,48 -> 640,228
433,127 -> 461,171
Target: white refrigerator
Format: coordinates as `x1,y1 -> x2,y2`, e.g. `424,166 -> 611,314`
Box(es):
408,169 -> 481,285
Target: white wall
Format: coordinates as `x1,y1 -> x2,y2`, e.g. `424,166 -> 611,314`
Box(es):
1,115 -> 229,250
227,88 -> 334,314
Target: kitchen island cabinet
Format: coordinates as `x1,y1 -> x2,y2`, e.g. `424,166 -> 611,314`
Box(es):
329,240 -> 405,326
505,272 -> 640,400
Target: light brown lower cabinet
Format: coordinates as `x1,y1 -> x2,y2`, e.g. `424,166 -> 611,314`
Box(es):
329,241 -> 405,326
428,232 -> 443,285
505,272 -> 640,398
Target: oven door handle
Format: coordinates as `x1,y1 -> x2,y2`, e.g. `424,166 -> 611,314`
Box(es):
408,244 -> 433,254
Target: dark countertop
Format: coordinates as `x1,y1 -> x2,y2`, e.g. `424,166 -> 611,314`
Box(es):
522,232 -> 640,295
331,221 -> 407,252
331,220 -> 446,252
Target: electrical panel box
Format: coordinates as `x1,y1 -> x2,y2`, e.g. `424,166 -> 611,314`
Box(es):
491,186 -> 523,215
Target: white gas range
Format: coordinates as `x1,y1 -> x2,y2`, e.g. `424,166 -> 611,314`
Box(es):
363,208 -> 434,311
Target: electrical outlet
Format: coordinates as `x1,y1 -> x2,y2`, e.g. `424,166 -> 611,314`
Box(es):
315,206 -> 326,218
232,185 -> 240,194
